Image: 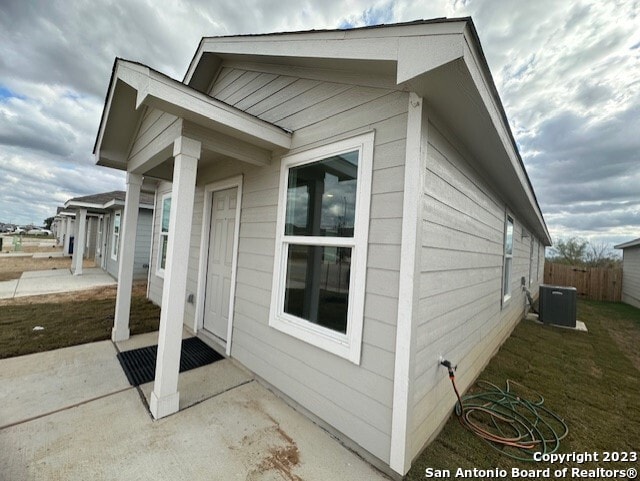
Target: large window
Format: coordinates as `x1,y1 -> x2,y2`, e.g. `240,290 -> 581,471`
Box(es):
503,215 -> 514,302
111,212 -> 121,260
157,193 -> 171,277
270,133 -> 374,363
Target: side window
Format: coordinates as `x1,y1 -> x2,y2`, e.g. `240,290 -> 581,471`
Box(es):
269,132 -> 374,364
529,237 -> 536,286
96,217 -> 102,256
111,212 -> 121,260
503,215 -> 514,302
157,193 -> 171,276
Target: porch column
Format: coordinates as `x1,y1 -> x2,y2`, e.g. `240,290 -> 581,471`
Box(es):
63,217 -> 73,256
112,173 -> 143,342
150,137 -> 200,419
72,209 -> 87,275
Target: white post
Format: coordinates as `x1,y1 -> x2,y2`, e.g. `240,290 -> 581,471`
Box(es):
56,219 -> 63,245
112,173 -> 143,342
72,209 -> 87,275
63,217 -> 73,256
150,137 -> 200,419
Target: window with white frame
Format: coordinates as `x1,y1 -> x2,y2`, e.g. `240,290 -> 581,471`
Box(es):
96,217 -> 102,256
157,193 -> 171,276
537,243 -> 542,280
529,238 -> 536,286
111,212 -> 121,260
503,215 -> 514,302
269,132 -> 374,364
86,218 -> 91,249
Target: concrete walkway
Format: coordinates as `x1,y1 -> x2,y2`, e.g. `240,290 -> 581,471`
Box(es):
0,267 -> 116,299
0,333 -> 390,481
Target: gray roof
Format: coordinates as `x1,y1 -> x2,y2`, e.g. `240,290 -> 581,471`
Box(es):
66,190 -> 154,208
614,237 -> 640,249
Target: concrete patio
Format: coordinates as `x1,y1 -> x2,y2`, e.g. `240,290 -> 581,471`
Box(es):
0,332 -> 390,480
0,267 -> 116,299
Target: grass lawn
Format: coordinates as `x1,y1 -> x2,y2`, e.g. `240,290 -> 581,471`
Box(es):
407,300 -> 640,479
0,283 -> 160,359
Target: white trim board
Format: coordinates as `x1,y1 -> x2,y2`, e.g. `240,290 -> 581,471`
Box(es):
389,93 -> 427,475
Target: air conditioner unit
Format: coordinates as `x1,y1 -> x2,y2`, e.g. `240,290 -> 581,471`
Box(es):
538,285 -> 577,328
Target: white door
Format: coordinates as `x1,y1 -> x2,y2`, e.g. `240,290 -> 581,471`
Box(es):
203,188 -> 237,340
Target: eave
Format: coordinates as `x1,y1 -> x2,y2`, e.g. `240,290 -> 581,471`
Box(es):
94,59 -> 292,172
614,237 -> 640,249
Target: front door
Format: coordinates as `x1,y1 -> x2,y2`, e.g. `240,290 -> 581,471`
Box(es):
203,187 -> 237,341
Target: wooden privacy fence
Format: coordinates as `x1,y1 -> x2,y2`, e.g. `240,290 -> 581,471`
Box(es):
544,263 -> 622,302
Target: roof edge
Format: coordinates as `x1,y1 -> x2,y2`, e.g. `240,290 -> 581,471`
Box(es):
614,237 -> 640,249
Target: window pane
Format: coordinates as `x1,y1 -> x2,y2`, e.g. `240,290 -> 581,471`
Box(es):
284,244 -> 351,334
503,257 -> 512,296
285,151 -> 358,237
160,236 -> 168,270
505,217 -> 514,255
114,213 -> 121,234
162,197 -> 172,233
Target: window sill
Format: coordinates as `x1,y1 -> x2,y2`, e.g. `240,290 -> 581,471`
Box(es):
502,293 -> 512,308
269,313 -> 360,364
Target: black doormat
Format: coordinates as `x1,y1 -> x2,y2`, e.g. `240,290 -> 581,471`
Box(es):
117,337 -> 224,386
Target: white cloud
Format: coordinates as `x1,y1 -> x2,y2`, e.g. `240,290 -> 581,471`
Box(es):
0,0 -> 638,247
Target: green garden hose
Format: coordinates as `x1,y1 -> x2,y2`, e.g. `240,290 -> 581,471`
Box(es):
441,360 -> 569,461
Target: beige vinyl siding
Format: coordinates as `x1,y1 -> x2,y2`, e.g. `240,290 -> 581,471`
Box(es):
133,210 -> 153,280
622,246 -> 640,308
103,207 -> 152,281
408,118 -> 545,460
83,217 -> 96,260
148,182 -> 172,306
202,66 -> 409,462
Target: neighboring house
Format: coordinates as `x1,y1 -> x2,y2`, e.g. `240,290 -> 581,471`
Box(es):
614,237 -> 640,309
63,191 -> 154,279
94,19 -> 550,477
53,207 -> 76,255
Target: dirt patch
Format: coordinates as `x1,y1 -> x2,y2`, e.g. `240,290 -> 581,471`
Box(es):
241,399 -> 303,481
1,236 -> 59,254
0,281 -> 146,306
19,244 -> 60,253
258,434 -> 302,481
0,256 -> 94,281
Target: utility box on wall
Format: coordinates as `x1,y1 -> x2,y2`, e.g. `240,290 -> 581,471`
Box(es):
538,285 -> 577,327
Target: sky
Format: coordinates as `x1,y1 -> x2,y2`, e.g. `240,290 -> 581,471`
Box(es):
0,0 -> 638,250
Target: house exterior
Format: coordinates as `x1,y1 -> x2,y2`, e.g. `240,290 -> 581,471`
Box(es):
94,19 -> 551,476
63,191 -> 154,279
614,237 -> 640,309
53,207 -> 75,254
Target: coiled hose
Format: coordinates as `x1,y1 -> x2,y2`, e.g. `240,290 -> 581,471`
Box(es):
442,361 -> 568,461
